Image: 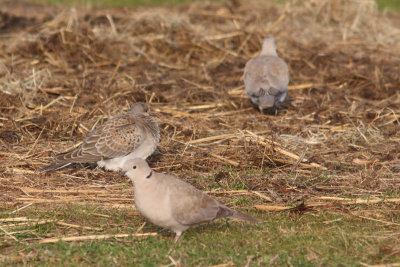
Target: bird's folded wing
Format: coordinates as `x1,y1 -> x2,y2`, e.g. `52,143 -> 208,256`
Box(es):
170,183 -> 221,226
55,116 -> 142,161
264,58 -> 289,93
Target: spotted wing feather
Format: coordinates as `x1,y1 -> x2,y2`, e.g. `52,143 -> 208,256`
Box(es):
41,115 -> 142,172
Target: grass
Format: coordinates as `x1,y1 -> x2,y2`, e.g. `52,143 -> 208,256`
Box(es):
31,0 -> 220,7
377,0 -> 400,13
30,0 -> 400,12
1,204 -> 399,266
2,0 -> 400,265
29,0 -> 288,8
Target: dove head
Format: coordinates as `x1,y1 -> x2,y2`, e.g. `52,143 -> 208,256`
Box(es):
123,158 -> 153,183
129,102 -> 150,115
260,36 -> 277,57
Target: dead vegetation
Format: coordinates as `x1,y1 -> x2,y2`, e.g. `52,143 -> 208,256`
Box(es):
0,0 -> 400,235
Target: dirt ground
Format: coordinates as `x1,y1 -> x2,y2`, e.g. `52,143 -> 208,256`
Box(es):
0,0 -> 400,219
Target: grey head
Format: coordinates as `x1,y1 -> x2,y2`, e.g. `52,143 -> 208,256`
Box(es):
128,102 -> 151,115
260,36 -> 277,57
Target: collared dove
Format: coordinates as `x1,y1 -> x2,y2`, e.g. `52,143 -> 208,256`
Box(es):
123,158 -> 261,243
41,103 -> 160,172
243,36 -> 290,114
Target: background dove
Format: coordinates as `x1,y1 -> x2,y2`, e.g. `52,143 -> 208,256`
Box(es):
123,158 -> 261,243
41,102 -> 160,172
243,36 -> 290,114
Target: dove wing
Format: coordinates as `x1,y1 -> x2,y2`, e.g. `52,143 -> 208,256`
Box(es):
54,115 -> 142,162
243,57 -> 265,96
93,117 -> 142,158
244,57 -> 275,105
263,57 -> 289,95
168,179 -> 230,226
244,56 -> 289,97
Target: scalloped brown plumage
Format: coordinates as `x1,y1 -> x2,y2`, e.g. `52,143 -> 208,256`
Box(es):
41,102 -> 160,172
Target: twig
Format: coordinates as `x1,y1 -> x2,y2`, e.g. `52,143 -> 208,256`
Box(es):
354,215 -> 400,226
0,225 -> 18,241
12,168 -> 36,174
168,255 -> 180,267
205,31 -> 243,41
153,164 -> 182,170
36,96 -> 65,112
187,133 -> 238,144
20,187 -> 132,194
186,103 -> 226,110
23,127 -> 45,158
75,203 -> 136,210
56,221 -> 102,231
134,222 -> 146,235
316,196 -> 400,204
106,14 -> 117,36
156,108 -> 210,120
208,108 -> 253,117
245,130 -> 327,170
105,60 -> 121,89
205,189 -> 272,202
207,262 -> 235,267
208,153 -> 239,167
39,232 -> 157,244
16,198 -> 85,203
3,220 -> 57,230
0,217 -> 30,222
360,262 -> 400,267
187,131 -> 267,145
251,191 -> 273,202
11,203 -> 33,214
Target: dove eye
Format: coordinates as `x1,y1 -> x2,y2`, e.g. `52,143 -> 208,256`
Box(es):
132,166 -> 137,169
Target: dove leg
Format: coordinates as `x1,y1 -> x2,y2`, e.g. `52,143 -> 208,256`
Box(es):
174,231 -> 182,243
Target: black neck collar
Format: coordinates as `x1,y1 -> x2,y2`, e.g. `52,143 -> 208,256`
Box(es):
145,171 -> 153,179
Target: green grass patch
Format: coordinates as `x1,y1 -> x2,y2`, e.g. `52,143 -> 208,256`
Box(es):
1,204 -> 400,266
377,0 -> 400,13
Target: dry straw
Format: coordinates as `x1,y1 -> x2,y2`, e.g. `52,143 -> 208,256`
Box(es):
0,0 -> 399,218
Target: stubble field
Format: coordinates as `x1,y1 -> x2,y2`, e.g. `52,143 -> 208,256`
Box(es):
1,0 -> 400,265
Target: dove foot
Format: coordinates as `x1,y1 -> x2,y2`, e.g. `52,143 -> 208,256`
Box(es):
174,231 -> 182,243
261,107 -> 278,115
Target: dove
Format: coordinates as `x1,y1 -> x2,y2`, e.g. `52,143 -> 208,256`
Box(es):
41,102 -> 160,172
243,36 -> 290,114
123,158 -> 261,243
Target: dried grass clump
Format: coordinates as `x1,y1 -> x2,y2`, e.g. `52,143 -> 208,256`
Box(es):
0,0 -> 399,212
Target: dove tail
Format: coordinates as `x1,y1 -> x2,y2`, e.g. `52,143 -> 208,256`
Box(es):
231,210 -> 261,223
40,146 -> 91,172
